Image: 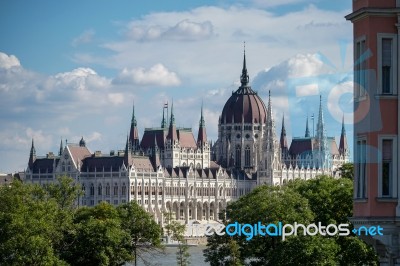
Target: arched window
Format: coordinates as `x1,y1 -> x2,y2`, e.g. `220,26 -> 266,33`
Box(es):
82,184 -> 86,196
105,183 -> 110,196
114,183 -> 118,196
122,183 -> 127,196
196,163 -> 201,169
98,183 -> 102,195
235,145 -> 241,167
90,183 -> 94,196
245,146 -> 251,167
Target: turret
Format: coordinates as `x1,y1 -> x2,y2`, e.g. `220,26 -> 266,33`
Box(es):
197,103 -> 207,146
280,115 -> 288,157
129,103 -> 140,152
59,138 -> 63,156
305,115 -> 310,138
166,102 -> 178,142
339,115 -> 348,156
28,138 -> 36,169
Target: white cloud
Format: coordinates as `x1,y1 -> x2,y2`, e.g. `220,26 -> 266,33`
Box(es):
127,19 -> 214,41
113,64 -> 181,86
0,52 -> 20,69
72,29 -> 95,47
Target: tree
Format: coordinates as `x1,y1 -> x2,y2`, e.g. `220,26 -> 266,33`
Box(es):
338,163 -> 354,180
165,219 -> 191,266
117,201 -> 163,266
0,180 -> 67,265
203,176 -> 378,265
63,202 -> 132,266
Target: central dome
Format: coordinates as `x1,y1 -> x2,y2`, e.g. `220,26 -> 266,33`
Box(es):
220,53 -> 267,124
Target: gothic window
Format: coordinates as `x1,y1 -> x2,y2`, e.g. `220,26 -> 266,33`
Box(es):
105,183 -> 110,196
245,146 -> 251,167
114,183 -> 118,196
82,184 -> 86,196
90,183 -> 94,196
235,145 -> 241,167
196,163 -> 201,169
98,183 -> 102,196
122,183 -> 127,196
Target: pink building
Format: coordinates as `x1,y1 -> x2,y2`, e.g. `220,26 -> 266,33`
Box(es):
346,0 -> 400,264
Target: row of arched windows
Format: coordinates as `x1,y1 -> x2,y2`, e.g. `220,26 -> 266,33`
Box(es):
82,183 -> 126,197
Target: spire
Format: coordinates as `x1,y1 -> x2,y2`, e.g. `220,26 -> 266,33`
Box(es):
197,103 -> 207,146
59,138 -> 63,156
129,102 -> 139,151
305,115 -> 310,138
339,115 -> 348,156
161,104 -> 167,128
267,90 -> 273,125
316,95 -> 325,140
280,114 -> 288,151
170,101 -> 175,126
341,114 -> 346,135
167,101 -> 178,141
199,102 -> 205,128
240,42 -> 249,87
124,135 -> 131,166
29,138 -> 36,168
131,102 -> 137,127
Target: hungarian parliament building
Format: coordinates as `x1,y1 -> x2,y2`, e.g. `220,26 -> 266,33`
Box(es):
22,52 -> 349,227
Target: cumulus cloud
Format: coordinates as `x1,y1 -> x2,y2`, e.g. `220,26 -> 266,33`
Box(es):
127,19 -> 214,41
113,64 -> 181,86
0,52 -> 20,69
72,29 -> 95,47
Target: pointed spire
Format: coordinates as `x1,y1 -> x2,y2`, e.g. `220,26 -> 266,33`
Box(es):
199,101 -> 205,128
280,114 -> 288,152
240,42 -> 249,87
161,104 -> 167,128
131,102 -> 137,127
30,138 -> 36,156
129,102 -> 139,151
197,103 -> 207,146
170,101 -> 175,126
305,115 -> 310,138
29,138 -> 36,168
124,135 -> 131,166
59,138 -> 63,156
339,115 -> 348,156
167,101 -> 178,141
267,90 -> 273,125
341,114 -> 346,135
316,95 -> 325,140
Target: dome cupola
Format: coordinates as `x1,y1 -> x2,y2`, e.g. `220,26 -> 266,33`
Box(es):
220,49 -> 267,124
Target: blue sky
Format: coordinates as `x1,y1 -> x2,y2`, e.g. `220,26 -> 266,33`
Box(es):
0,0 -> 353,172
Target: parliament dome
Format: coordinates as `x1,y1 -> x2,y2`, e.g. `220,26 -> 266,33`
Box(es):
220,53 -> 267,124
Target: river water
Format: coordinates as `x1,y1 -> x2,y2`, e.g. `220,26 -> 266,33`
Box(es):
131,245 -> 209,266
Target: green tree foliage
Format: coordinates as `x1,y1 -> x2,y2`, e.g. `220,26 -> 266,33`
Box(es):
0,180 -> 67,265
204,176 -> 378,266
62,202 -> 132,266
117,201 -> 163,266
165,217 -> 191,266
0,176 -> 163,265
338,163 -> 354,180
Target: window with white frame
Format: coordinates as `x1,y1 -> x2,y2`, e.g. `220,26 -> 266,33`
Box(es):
356,139 -> 366,198
355,37 -> 367,99
378,136 -> 398,198
382,139 -> 393,197
378,34 -> 397,95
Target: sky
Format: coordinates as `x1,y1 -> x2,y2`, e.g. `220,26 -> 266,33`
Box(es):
0,0 -> 354,173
